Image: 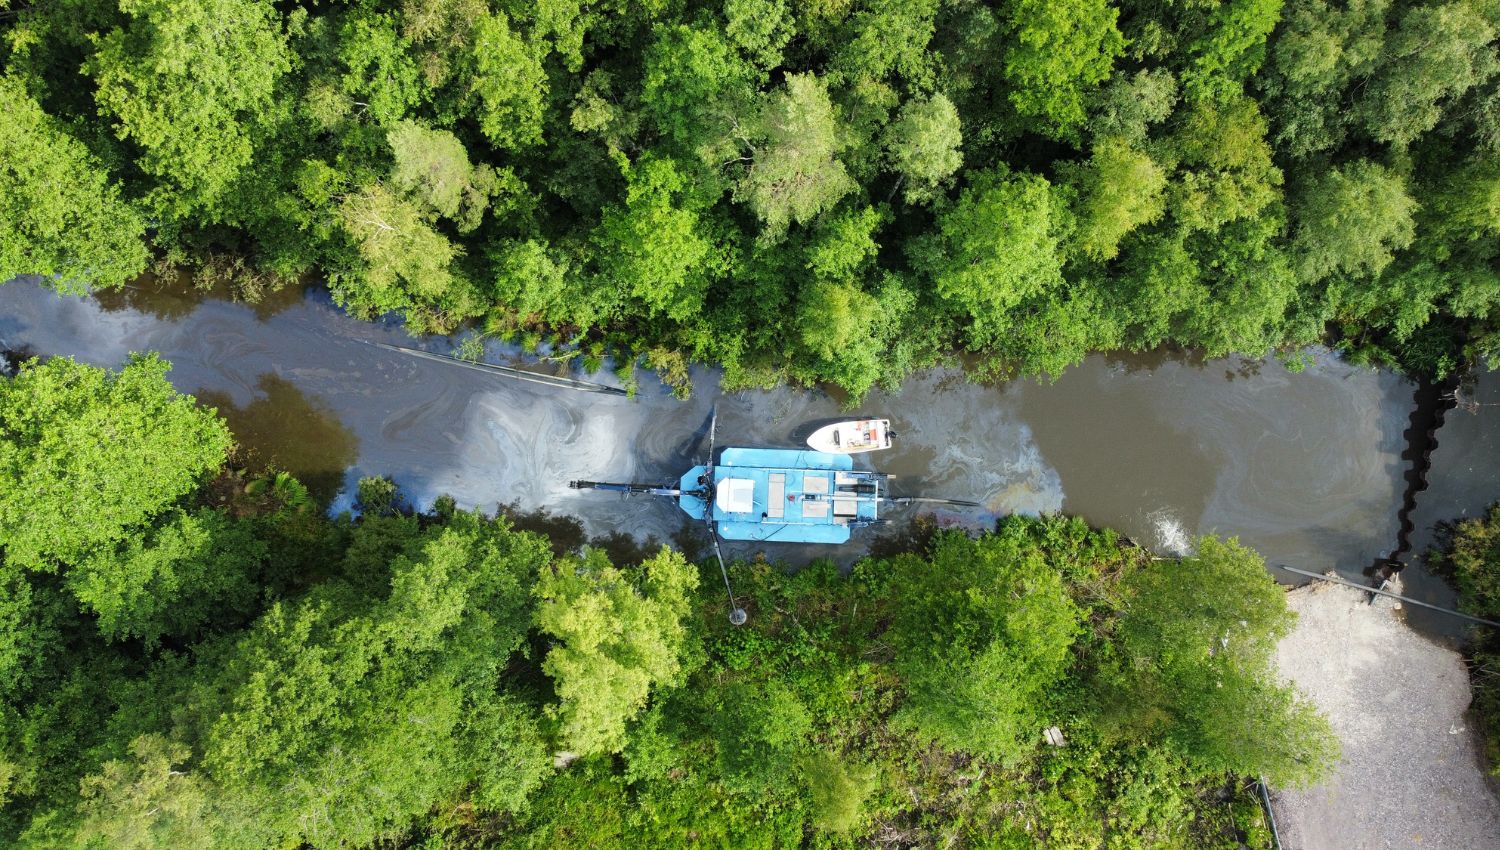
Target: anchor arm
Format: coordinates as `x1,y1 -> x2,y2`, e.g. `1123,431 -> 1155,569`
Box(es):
568,480 -> 683,497
881,495 -> 982,508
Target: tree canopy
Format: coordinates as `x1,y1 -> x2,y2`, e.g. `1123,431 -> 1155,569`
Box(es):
0,355 -> 230,569
0,78 -> 147,292
3,0 -> 1498,388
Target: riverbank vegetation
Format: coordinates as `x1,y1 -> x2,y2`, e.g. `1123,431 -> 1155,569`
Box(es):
0,355 -> 1336,847
1433,501 -> 1500,774
3,1 -> 1499,397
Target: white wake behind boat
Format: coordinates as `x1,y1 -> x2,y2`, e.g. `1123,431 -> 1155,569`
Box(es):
805,419 -> 893,454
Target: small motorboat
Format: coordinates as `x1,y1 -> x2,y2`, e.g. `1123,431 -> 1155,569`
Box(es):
805,419 -> 893,454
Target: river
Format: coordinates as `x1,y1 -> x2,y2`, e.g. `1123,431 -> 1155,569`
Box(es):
3,276 -> 1488,623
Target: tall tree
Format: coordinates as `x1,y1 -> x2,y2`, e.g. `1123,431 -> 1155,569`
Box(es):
595,154 -> 718,321
1355,1 -> 1498,148
1066,137 -> 1168,261
738,73 -> 856,237
72,735 -> 212,850
1100,537 -> 1338,785
1000,0 -> 1125,139
0,355 -> 231,570
883,531 -> 1083,760
641,24 -> 755,166
70,508 -> 265,646
911,167 -> 1067,346
86,0 -> 292,215
180,515 -> 550,849
1292,160 -> 1417,283
387,121 -> 499,231
335,183 -> 485,332
0,78 -> 147,291
881,94 -> 963,204
467,11 -> 548,150
534,547 -> 696,756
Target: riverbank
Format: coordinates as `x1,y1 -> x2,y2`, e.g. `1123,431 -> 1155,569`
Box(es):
1271,579 -> 1500,849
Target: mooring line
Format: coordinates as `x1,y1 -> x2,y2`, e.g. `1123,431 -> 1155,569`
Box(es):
1274,564 -> 1500,628
365,341 -> 629,397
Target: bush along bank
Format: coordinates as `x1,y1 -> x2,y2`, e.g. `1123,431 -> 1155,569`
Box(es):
1432,501 -> 1500,774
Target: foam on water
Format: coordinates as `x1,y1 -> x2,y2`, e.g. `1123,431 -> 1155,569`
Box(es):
1149,509 -> 1193,556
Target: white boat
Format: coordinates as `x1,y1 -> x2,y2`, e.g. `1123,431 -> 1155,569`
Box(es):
805,419 -> 893,454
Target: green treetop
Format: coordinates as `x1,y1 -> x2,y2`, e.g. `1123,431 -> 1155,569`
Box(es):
535,547 -> 697,756
0,78 -> 147,292
85,0 -> 292,216
0,355 -> 231,570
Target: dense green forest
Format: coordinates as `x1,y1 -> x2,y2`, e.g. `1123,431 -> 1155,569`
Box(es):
1434,500 -> 1500,775
0,354 -> 1336,848
3,0 -> 1500,396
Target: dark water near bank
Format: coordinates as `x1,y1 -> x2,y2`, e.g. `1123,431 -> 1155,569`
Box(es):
0,278 -> 1438,597
1399,369 -> 1500,636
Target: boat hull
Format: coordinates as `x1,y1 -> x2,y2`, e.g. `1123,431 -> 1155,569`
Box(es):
805,419 -> 892,454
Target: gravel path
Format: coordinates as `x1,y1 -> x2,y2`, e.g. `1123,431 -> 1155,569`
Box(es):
1272,579 -> 1500,850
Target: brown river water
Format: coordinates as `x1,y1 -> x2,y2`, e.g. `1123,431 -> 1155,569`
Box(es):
2,277 -> 1494,632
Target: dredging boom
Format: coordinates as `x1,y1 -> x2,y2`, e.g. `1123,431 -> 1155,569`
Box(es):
568,480 -> 685,497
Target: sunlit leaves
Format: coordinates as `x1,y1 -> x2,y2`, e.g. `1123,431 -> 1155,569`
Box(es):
469,11 -> 547,150
1001,0 -> 1125,140
535,547 -> 696,756
739,73 -> 856,237
192,517 -> 548,845
86,0 -> 291,214
1089,68 -> 1179,145
490,238 -> 590,326
387,121 -> 498,230
1292,160 -> 1417,283
1180,0 -> 1282,96
1107,537 -> 1338,785
1357,1 -> 1499,147
71,509 -> 264,646
882,94 -> 963,204
337,12 -> 425,125
335,184 -> 484,331
912,167 -> 1067,345
1165,94 -> 1282,231
74,736 -> 211,850
885,531 -> 1083,761
642,24 -> 755,164
724,0 -> 792,71
0,355 -> 231,570
0,78 -> 147,291
1068,137 -> 1168,262
596,154 -> 717,321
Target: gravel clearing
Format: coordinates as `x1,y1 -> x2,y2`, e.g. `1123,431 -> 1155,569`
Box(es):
1272,578 -> 1500,850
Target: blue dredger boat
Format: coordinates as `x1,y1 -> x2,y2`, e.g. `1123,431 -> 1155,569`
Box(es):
571,447 -> 885,543
678,447 -> 878,544
569,408 -> 975,545
569,407 -> 977,624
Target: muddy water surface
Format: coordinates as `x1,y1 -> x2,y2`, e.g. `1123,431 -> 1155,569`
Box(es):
0,278 -> 1415,582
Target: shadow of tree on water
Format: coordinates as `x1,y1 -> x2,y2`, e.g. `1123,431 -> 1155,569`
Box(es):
94,267 -> 309,322
498,502 -> 669,565
198,374 -> 360,508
